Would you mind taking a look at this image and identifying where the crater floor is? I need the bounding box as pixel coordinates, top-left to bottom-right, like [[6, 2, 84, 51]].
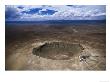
[[32, 42, 84, 60]]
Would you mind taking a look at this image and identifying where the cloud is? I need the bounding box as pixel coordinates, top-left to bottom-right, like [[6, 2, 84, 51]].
[[5, 6, 20, 20], [18, 6, 24, 9], [66, 5, 85, 8], [5, 5, 106, 21], [39, 9, 57, 15]]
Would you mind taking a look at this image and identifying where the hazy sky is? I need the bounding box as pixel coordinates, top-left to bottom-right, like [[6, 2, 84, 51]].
[[5, 5, 106, 21]]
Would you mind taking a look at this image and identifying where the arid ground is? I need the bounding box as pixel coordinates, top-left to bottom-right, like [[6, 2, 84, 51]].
[[5, 23, 106, 70]]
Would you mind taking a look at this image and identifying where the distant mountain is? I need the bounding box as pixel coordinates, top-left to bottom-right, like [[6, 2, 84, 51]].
[[5, 20, 106, 25]]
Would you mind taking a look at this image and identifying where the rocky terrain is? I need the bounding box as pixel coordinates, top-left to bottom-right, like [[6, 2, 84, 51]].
[[5, 23, 106, 70]]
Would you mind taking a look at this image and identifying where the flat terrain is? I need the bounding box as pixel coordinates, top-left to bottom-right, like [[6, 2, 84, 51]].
[[5, 23, 106, 70]]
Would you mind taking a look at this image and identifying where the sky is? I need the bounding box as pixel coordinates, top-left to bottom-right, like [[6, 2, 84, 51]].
[[5, 5, 106, 21]]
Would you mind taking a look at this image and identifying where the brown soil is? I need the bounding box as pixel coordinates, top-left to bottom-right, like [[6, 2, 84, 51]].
[[5, 24, 106, 70]]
